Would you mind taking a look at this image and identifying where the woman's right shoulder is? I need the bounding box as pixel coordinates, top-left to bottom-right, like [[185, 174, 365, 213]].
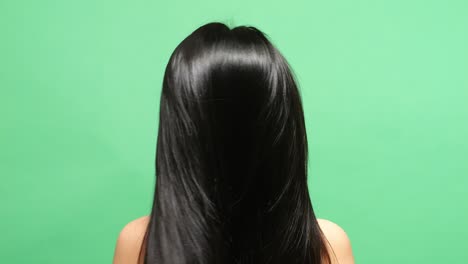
[[317, 218, 355, 264]]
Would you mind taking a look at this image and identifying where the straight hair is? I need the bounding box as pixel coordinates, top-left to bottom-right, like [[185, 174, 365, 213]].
[[139, 22, 334, 264]]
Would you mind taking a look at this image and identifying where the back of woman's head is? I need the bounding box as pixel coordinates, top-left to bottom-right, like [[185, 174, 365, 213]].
[[140, 22, 333, 264]]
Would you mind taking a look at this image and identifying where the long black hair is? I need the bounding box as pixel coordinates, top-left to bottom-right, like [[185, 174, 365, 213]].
[[139, 22, 334, 264]]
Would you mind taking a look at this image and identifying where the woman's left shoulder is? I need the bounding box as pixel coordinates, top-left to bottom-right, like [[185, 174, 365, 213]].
[[316, 218, 355, 264], [112, 215, 150, 264]]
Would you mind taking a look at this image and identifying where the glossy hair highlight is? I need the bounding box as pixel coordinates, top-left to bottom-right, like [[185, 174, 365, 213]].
[[139, 22, 334, 264]]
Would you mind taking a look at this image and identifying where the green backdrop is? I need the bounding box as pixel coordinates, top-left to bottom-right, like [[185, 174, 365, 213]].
[[1, 0, 467, 263]]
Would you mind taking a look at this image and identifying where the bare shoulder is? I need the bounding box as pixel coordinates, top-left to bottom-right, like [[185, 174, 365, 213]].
[[112, 215, 150, 264], [317, 218, 355, 264]]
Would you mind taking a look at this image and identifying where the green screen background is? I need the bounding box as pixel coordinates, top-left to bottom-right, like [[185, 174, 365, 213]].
[[1, 0, 467, 263]]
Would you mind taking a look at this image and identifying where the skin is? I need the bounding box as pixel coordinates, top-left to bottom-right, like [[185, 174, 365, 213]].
[[112, 216, 355, 264]]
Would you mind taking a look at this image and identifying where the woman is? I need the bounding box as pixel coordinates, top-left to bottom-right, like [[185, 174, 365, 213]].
[[113, 22, 355, 264]]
